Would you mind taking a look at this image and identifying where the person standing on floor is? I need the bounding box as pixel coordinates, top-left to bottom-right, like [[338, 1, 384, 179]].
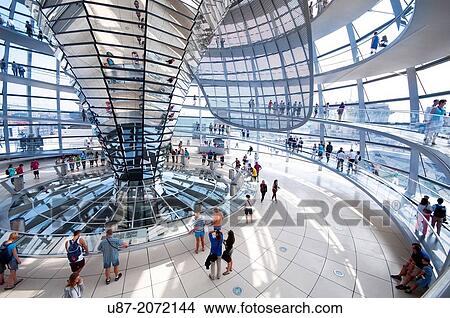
[[68, 155, 75, 172], [336, 147, 345, 172], [251, 166, 258, 182], [211, 207, 224, 230], [88, 152, 94, 168], [244, 194, 253, 224], [254, 161, 262, 180], [260, 180, 268, 202], [63, 272, 85, 298], [417, 196, 432, 236], [15, 163, 24, 180], [0, 58, 7, 73], [18, 65, 25, 77], [190, 212, 205, 254], [346, 149, 357, 175], [222, 230, 235, 276], [0, 232, 22, 290], [272, 179, 280, 202], [317, 142, 325, 162], [297, 137, 303, 152], [325, 142, 333, 163], [101, 150, 107, 166], [370, 31, 379, 54], [337, 102, 346, 121], [25, 21, 33, 37], [423, 99, 438, 123], [7, 164, 16, 185], [184, 148, 190, 167], [94, 151, 99, 167], [11, 61, 18, 76], [80, 151, 87, 170], [30, 159, 40, 179], [75, 154, 81, 171], [208, 229, 223, 280], [424, 99, 446, 145], [431, 198, 446, 236], [65, 230, 89, 274], [97, 229, 128, 285]]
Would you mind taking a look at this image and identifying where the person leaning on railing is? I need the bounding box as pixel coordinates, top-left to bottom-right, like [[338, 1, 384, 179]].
[[431, 198, 447, 236]]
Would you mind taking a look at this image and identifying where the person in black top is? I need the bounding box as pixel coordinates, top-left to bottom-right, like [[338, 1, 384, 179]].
[[431, 198, 446, 236], [391, 243, 430, 289], [222, 230, 235, 276], [260, 180, 268, 202], [25, 21, 33, 37], [325, 142, 333, 163]]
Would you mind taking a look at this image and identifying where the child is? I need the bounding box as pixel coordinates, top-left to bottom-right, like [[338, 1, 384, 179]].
[[222, 230, 235, 276], [190, 212, 205, 254], [405, 256, 433, 294]]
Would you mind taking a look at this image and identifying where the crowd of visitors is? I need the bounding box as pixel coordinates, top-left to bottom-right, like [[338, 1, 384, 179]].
[[287, 137, 362, 174], [190, 206, 234, 280], [0, 59, 26, 77], [166, 141, 191, 168], [3, 149, 108, 187], [55, 150, 107, 174], [267, 99, 304, 116], [286, 136, 304, 152], [0, 227, 129, 296], [0, 137, 446, 297], [0, 15, 43, 40], [208, 123, 227, 135]]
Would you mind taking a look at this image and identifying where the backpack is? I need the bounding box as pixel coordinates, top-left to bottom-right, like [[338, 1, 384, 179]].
[[0, 243, 13, 264], [67, 239, 82, 263], [5, 169, 9, 177], [434, 205, 446, 218]]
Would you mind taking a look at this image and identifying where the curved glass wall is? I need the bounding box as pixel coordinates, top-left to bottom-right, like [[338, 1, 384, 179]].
[[198, 0, 314, 131], [1, 0, 92, 157], [214, 0, 329, 48]]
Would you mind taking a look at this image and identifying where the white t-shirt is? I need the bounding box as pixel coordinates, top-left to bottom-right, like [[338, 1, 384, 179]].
[[337, 152, 346, 160], [348, 152, 357, 160]]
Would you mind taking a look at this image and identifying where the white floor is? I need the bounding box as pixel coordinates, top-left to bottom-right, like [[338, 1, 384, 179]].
[[0, 150, 415, 298]]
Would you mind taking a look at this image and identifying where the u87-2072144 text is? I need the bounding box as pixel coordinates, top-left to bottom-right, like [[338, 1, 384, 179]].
[[107, 301, 195, 314]]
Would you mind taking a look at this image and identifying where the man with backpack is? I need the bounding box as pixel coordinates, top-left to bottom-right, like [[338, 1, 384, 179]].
[[431, 198, 446, 236], [65, 230, 89, 274], [98, 229, 128, 285], [0, 232, 22, 290]]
